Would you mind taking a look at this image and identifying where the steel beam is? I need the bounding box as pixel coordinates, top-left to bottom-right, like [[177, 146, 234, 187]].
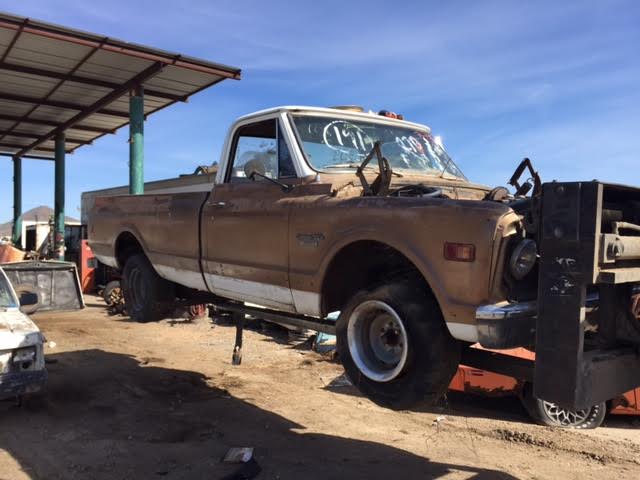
[[0, 130, 87, 144], [0, 18, 25, 63], [0, 61, 187, 102], [54, 134, 65, 260], [16, 62, 164, 158], [0, 113, 114, 133], [129, 86, 144, 194], [0, 92, 129, 118], [0, 142, 58, 153], [12, 156, 22, 247], [0, 153, 52, 161]]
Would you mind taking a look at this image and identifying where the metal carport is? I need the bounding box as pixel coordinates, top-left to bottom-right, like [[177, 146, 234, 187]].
[[0, 12, 241, 259]]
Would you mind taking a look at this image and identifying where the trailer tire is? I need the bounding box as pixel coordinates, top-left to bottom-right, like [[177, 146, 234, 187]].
[[522, 385, 606, 429], [336, 279, 460, 410], [121, 254, 174, 323]]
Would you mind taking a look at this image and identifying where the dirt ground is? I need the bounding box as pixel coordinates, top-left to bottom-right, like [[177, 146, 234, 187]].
[[1, 296, 639, 480]]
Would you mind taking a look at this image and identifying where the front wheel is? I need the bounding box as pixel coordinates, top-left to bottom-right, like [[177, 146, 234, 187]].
[[522, 385, 606, 429], [336, 279, 460, 410]]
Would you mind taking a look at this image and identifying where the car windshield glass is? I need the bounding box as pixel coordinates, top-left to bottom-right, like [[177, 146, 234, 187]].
[[0, 272, 18, 309], [291, 114, 466, 179]]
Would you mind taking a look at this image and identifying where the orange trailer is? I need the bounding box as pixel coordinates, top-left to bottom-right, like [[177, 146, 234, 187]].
[[450, 347, 640, 429]]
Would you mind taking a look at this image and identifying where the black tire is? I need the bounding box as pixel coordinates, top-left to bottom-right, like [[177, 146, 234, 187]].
[[102, 280, 121, 305], [336, 279, 460, 410], [121, 254, 175, 323], [521, 385, 606, 429]]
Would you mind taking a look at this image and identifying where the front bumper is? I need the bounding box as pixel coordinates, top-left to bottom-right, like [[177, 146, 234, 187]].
[[476, 301, 537, 349], [0, 369, 47, 401]]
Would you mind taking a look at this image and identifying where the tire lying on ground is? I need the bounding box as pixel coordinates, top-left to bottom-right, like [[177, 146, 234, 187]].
[[121, 254, 175, 323], [102, 280, 122, 305], [336, 278, 461, 410], [522, 385, 606, 429]]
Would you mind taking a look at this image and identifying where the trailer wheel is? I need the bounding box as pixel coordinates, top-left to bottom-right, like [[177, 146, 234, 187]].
[[336, 279, 460, 410], [522, 385, 606, 429], [121, 254, 174, 323]]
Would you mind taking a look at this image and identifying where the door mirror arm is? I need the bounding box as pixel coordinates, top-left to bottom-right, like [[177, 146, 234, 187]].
[[248, 171, 294, 193]]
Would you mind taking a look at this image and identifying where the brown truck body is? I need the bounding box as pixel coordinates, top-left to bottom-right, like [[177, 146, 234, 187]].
[[87, 106, 640, 411], [89, 106, 521, 346]]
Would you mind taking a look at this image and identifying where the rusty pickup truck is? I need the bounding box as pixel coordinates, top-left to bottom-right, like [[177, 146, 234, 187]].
[[88, 106, 640, 410]]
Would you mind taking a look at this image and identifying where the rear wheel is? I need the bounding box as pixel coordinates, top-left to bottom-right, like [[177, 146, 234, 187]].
[[121, 254, 175, 322], [522, 385, 606, 429], [103, 280, 122, 305], [336, 279, 460, 410]]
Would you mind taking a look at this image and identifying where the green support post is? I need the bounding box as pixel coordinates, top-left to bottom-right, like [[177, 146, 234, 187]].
[[54, 133, 66, 261], [12, 156, 22, 248], [129, 85, 144, 194]]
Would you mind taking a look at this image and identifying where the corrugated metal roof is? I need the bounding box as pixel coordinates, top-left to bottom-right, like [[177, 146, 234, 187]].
[[0, 12, 241, 160]]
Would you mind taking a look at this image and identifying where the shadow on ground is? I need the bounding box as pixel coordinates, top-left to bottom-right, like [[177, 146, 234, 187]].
[[0, 349, 520, 480]]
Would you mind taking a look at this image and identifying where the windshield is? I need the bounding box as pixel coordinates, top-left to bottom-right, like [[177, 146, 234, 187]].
[[0, 271, 18, 309], [291, 114, 466, 179]]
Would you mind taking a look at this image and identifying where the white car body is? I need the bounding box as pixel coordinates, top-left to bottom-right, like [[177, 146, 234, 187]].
[[0, 267, 46, 401]]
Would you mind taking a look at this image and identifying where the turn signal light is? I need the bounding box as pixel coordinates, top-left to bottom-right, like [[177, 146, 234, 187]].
[[444, 242, 475, 262]]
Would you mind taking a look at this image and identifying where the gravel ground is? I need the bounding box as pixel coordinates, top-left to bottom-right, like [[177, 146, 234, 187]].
[[0, 296, 638, 479]]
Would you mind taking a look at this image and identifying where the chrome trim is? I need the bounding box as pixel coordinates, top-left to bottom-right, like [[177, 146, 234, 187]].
[[476, 301, 537, 321]]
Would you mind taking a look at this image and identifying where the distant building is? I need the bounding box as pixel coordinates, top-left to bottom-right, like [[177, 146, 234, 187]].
[[0, 206, 80, 253]]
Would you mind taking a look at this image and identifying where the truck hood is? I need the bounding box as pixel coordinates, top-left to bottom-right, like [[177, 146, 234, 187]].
[[0, 309, 44, 350], [323, 172, 492, 201]]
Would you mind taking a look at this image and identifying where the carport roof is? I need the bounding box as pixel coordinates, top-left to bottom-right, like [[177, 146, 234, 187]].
[[0, 12, 241, 160]]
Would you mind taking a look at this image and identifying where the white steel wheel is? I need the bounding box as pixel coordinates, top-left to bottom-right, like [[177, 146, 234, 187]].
[[347, 300, 409, 382]]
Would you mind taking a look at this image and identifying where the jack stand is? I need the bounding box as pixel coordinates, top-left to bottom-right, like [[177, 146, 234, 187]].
[[232, 311, 245, 365]]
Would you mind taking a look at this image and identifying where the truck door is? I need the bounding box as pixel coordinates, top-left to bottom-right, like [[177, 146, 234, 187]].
[[201, 117, 298, 311]]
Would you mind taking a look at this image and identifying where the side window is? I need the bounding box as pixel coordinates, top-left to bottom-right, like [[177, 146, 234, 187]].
[[229, 119, 298, 182], [229, 119, 277, 181]]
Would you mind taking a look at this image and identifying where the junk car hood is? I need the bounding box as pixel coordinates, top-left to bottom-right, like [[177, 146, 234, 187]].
[[0, 309, 44, 350]]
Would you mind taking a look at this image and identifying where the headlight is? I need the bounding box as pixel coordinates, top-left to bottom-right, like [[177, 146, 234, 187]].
[[509, 239, 537, 279]]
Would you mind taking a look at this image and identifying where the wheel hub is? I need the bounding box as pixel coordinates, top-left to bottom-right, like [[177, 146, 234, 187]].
[[347, 300, 409, 382], [542, 401, 591, 427]]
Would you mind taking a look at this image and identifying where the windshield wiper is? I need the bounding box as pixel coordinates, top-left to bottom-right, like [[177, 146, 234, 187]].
[[439, 156, 454, 178], [354, 141, 397, 196]]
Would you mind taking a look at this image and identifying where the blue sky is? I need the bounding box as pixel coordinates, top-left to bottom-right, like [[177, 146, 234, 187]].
[[0, 0, 639, 221]]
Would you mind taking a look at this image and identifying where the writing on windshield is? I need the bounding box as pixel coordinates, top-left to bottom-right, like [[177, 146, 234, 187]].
[[291, 115, 466, 179]]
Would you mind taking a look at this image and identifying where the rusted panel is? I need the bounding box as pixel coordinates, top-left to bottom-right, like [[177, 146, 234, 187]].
[[0, 244, 25, 263]]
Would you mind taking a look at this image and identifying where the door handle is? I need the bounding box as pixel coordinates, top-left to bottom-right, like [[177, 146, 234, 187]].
[[208, 201, 226, 208]]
